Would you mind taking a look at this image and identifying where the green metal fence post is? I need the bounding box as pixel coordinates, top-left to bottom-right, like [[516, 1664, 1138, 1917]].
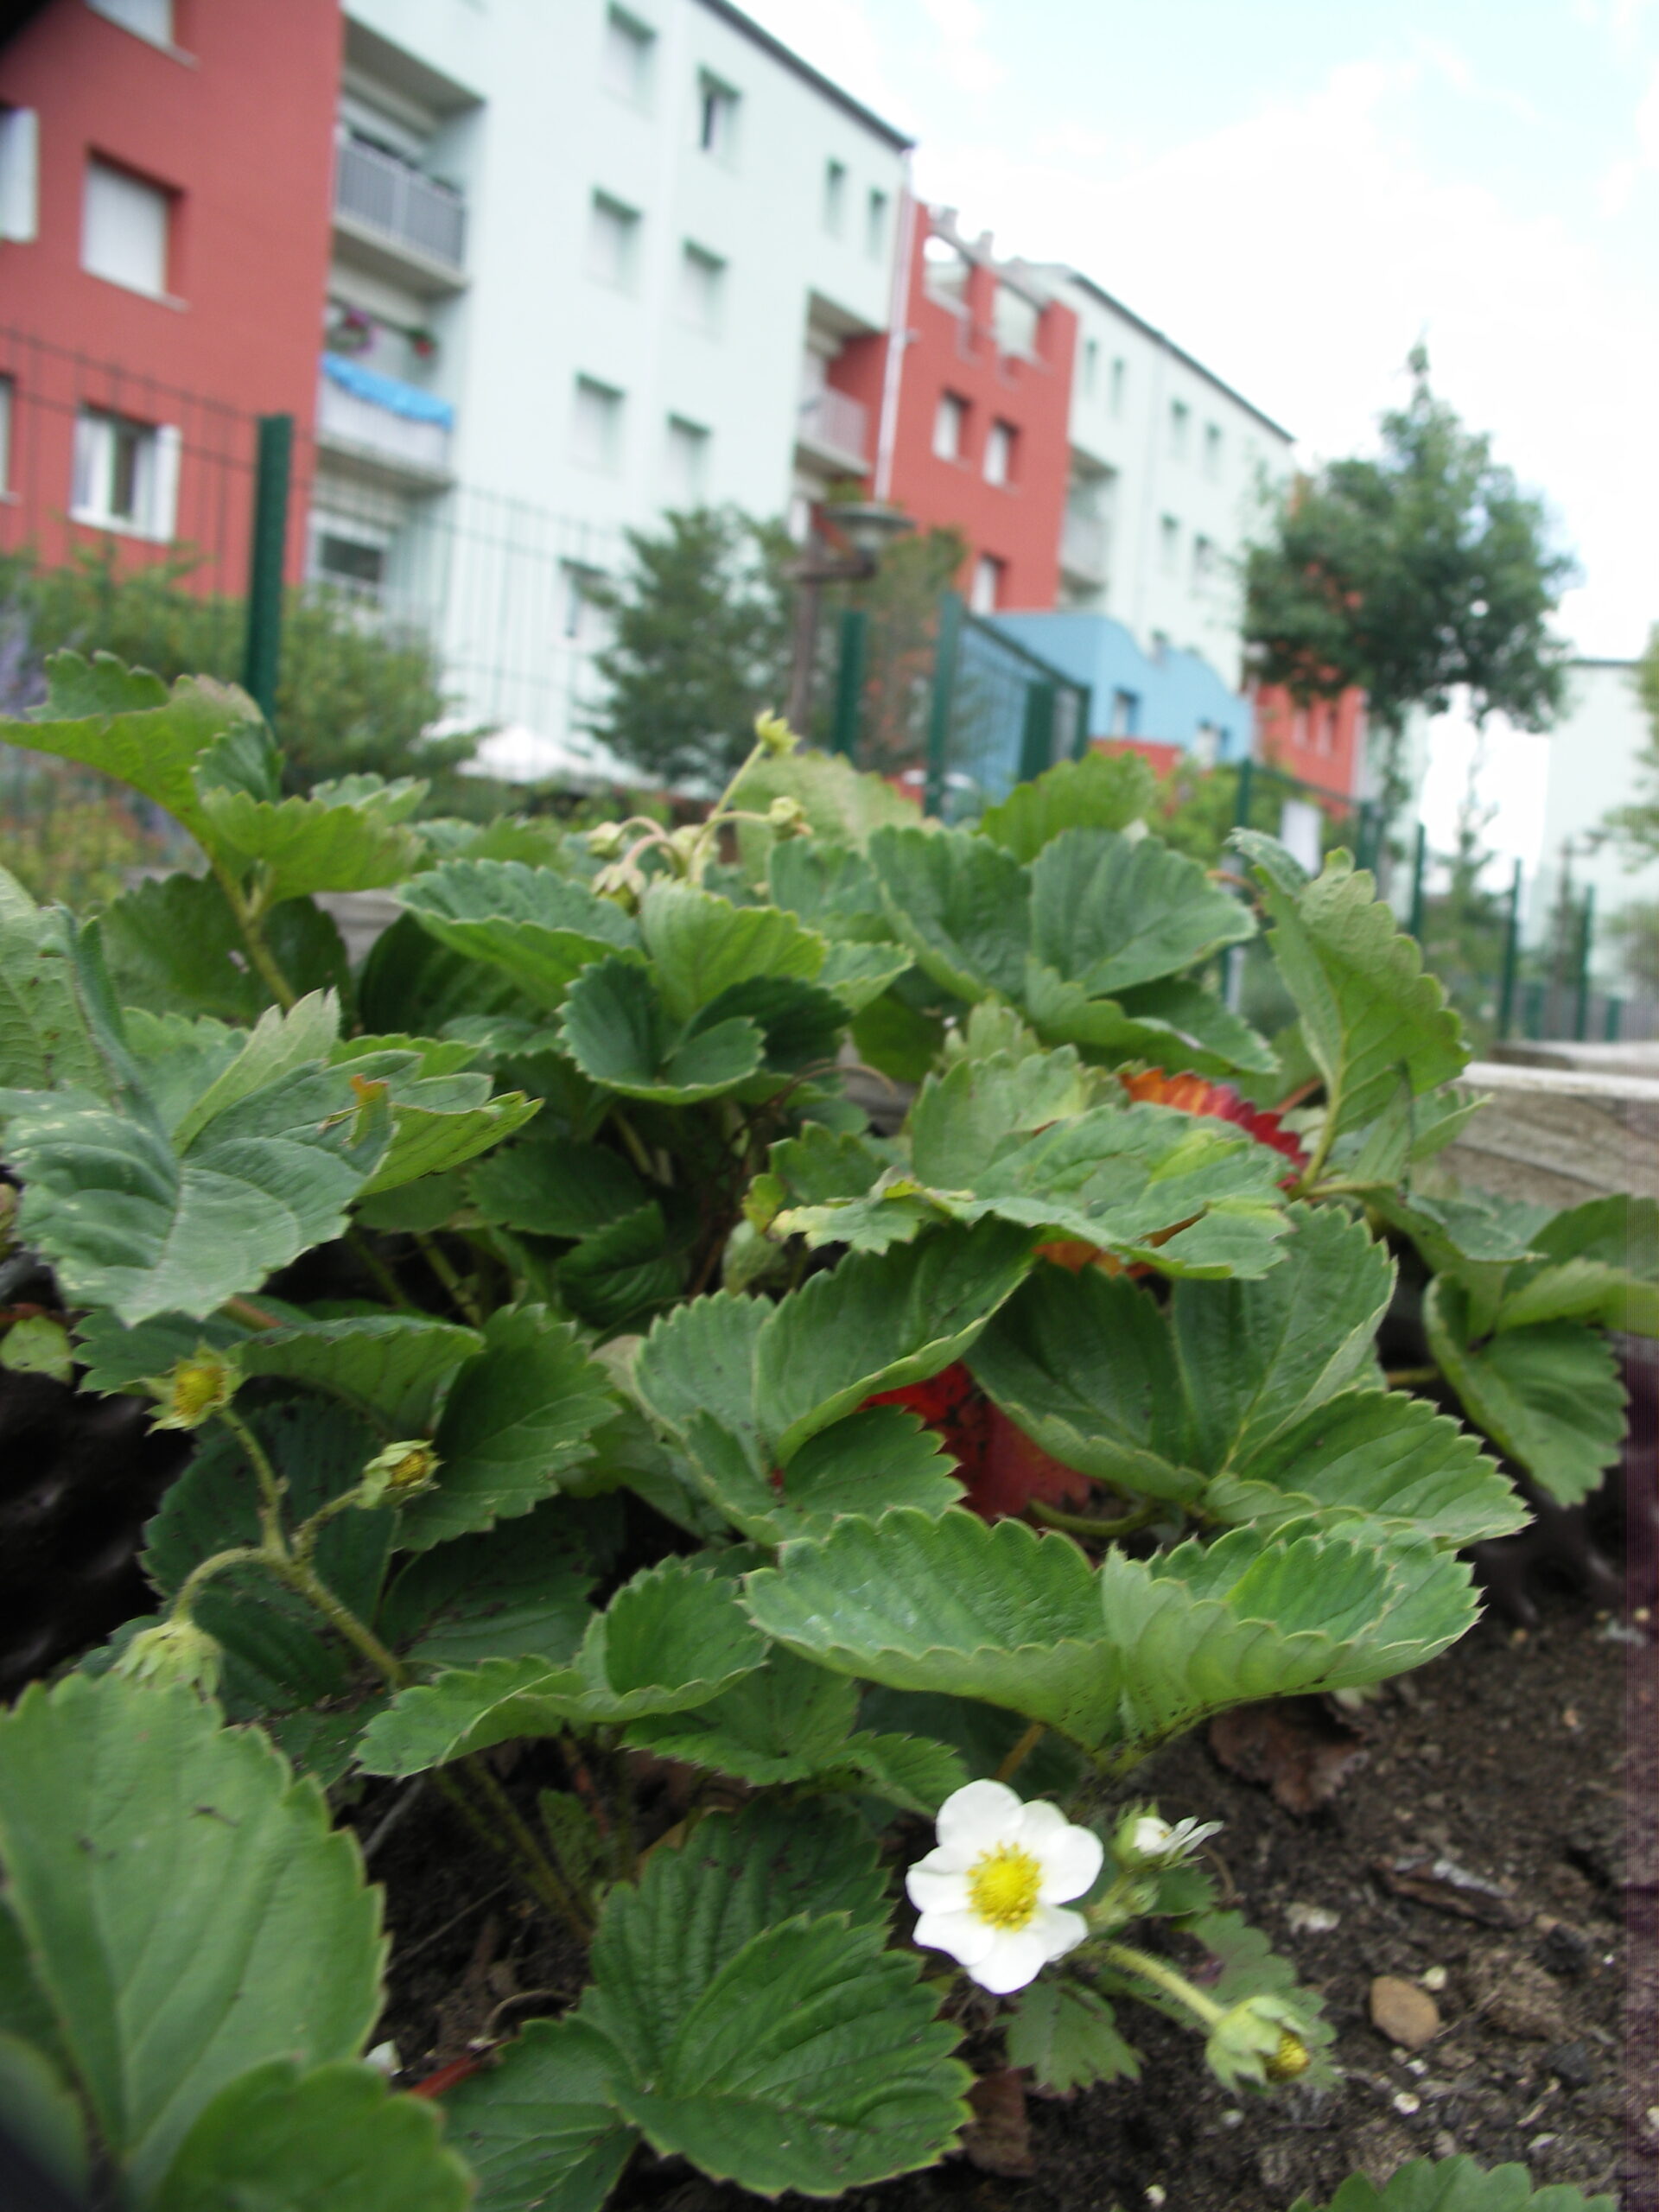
[[1573, 887, 1595, 1042], [1408, 822, 1427, 939], [924, 590, 963, 821], [1232, 753, 1255, 833], [830, 607, 868, 761], [241, 412, 293, 724], [1605, 995, 1624, 1043], [1017, 681, 1057, 785], [1497, 859, 1522, 1041]]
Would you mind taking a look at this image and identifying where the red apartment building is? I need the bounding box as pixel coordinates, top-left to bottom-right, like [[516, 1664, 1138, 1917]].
[[1252, 683, 1367, 803], [0, 0, 338, 589], [833, 204, 1077, 616]]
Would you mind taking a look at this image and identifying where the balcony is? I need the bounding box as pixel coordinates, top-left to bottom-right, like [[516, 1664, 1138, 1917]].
[[796, 385, 870, 474], [333, 135, 467, 294], [1060, 509, 1109, 587], [316, 355, 454, 486]]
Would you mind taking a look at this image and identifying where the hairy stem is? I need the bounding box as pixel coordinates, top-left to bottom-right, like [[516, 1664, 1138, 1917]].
[[1096, 1939, 1225, 2030], [277, 1554, 410, 1688], [609, 1108, 657, 1182], [171, 1544, 269, 1618], [413, 1230, 485, 1326], [349, 1227, 420, 1313], [211, 857, 297, 1013], [217, 1407, 289, 1552], [456, 1756, 594, 1942], [1027, 1497, 1162, 1542], [993, 1720, 1047, 1785]]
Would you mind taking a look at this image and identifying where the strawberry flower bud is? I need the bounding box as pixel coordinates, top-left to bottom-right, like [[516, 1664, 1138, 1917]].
[[356, 1440, 440, 1509], [1204, 1993, 1312, 2091], [142, 1347, 239, 1432], [1112, 1805, 1224, 1871], [753, 709, 798, 757], [114, 1616, 223, 1697]]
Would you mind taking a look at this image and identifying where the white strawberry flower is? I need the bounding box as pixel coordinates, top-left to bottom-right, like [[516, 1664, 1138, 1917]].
[[1115, 1807, 1224, 1869], [905, 1779, 1104, 1995]]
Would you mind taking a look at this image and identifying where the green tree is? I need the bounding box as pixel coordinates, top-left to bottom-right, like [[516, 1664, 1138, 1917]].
[[2, 547, 476, 799], [585, 507, 794, 787], [1243, 350, 1574, 804]]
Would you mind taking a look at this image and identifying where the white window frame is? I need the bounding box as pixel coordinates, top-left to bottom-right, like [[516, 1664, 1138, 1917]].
[[984, 420, 1014, 488], [697, 73, 740, 161], [571, 375, 625, 473], [0, 377, 13, 497], [86, 0, 176, 50], [601, 6, 655, 105], [308, 514, 391, 603], [678, 240, 726, 333], [865, 188, 888, 258], [560, 561, 608, 645], [587, 191, 641, 290], [81, 156, 171, 299], [1159, 514, 1179, 573], [664, 414, 710, 508], [0, 108, 39, 244], [1109, 357, 1126, 416], [932, 391, 967, 463], [1204, 422, 1223, 479], [1168, 399, 1190, 461], [70, 407, 180, 540], [969, 554, 1003, 615]]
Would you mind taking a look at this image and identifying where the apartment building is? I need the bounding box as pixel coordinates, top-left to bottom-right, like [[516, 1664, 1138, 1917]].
[[314, 0, 910, 758], [0, 0, 338, 582]]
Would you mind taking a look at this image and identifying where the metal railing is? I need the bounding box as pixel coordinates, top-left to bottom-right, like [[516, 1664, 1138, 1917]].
[[315, 370, 452, 479], [334, 136, 466, 274], [797, 385, 869, 465]]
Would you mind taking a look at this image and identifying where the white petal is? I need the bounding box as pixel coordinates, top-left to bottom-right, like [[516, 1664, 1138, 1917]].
[[966, 1927, 1049, 1994], [1017, 1802, 1105, 1901], [907, 1839, 980, 1878], [1133, 1815, 1173, 1856], [913, 1905, 998, 1969], [1031, 1903, 1090, 1962], [936, 1779, 1022, 1855], [906, 1865, 972, 1916]]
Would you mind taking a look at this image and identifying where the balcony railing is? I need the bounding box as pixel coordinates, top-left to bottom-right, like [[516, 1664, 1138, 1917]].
[[1060, 509, 1109, 584], [797, 385, 869, 467], [317, 356, 453, 479], [334, 135, 466, 276]]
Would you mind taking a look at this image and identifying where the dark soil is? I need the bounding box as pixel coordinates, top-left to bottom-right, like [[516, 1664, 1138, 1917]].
[[366, 1580, 1652, 2212]]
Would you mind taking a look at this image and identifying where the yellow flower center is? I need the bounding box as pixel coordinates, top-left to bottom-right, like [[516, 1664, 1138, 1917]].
[[170, 1361, 229, 1421], [967, 1843, 1043, 1930]]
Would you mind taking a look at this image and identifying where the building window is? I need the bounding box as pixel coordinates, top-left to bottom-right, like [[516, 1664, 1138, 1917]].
[[923, 232, 969, 309], [0, 107, 39, 243], [984, 420, 1016, 487], [71, 407, 179, 538], [1159, 515, 1179, 572], [932, 391, 967, 462], [969, 555, 1004, 614], [697, 73, 739, 159], [601, 6, 654, 103], [1109, 357, 1126, 416], [561, 562, 607, 645], [1192, 534, 1215, 587], [0, 377, 12, 493], [679, 241, 725, 332], [82, 157, 170, 297], [571, 376, 624, 472], [87, 0, 174, 44], [587, 192, 640, 289], [664, 415, 709, 506], [1168, 400, 1190, 461], [994, 283, 1039, 358], [1109, 689, 1139, 736], [1204, 422, 1223, 479], [823, 159, 847, 235], [312, 524, 387, 603], [1081, 338, 1099, 397], [866, 188, 888, 257]]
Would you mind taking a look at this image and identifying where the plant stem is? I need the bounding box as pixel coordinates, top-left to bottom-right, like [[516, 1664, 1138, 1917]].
[[994, 1720, 1047, 1785], [217, 1407, 289, 1551], [222, 1294, 286, 1330], [171, 1544, 269, 1617], [1027, 1497, 1161, 1541], [454, 1756, 594, 1942], [413, 1230, 484, 1325], [1384, 1364, 1440, 1387], [212, 857, 297, 1013], [610, 1109, 656, 1182], [348, 1227, 420, 1313], [1096, 1939, 1225, 2030], [278, 1554, 410, 1687]]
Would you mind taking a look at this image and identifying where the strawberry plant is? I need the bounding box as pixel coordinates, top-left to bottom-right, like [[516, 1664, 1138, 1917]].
[[0, 657, 1640, 2207]]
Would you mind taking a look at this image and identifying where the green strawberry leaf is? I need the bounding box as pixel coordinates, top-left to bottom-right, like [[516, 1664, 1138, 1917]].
[[400, 860, 641, 1008], [868, 824, 1030, 1001], [0, 864, 103, 1091], [1424, 1278, 1625, 1506], [440, 2015, 639, 2212], [1289, 2154, 1616, 2212], [151, 2059, 470, 2212], [355, 1558, 765, 1773], [0, 1674, 383, 2197], [99, 873, 352, 1024], [639, 882, 825, 1022], [559, 957, 765, 1103], [1027, 826, 1253, 996], [1232, 831, 1467, 1139], [979, 747, 1156, 861], [196, 779, 425, 905], [378, 1500, 595, 1669], [467, 1135, 647, 1238], [1005, 1980, 1141, 2093]]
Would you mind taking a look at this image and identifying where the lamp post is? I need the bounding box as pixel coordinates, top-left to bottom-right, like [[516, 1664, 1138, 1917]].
[[785, 499, 912, 738]]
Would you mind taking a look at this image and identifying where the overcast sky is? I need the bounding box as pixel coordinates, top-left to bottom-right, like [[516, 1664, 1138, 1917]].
[[743, 0, 1659, 861]]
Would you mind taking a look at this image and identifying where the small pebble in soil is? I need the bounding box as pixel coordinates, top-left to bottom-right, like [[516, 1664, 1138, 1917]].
[[1145, 2188, 1167, 2207], [1393, 2092, 1423, 2115], [1421, 1966, 1449, 1991], [1285, 1900, 1341, 1934], [1370, 1974, 1440, 2050]]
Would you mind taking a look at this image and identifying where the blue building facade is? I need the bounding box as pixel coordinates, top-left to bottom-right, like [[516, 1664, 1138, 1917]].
[[991, 611, 1251, 764]]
